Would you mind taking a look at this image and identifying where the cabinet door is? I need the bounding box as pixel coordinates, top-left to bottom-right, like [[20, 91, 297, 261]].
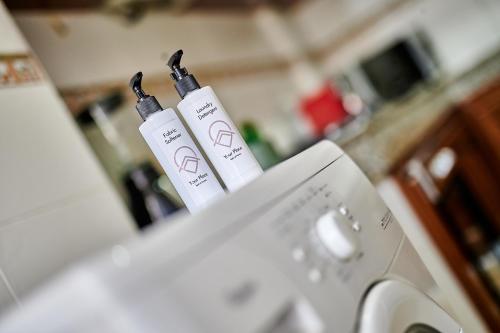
[[392, 108, 500, 332], [461, 78, 500, 172]]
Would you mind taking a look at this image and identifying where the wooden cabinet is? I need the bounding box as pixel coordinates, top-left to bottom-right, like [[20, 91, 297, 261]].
[[391, 78, 500, 332], [462, 79, 500, 173]]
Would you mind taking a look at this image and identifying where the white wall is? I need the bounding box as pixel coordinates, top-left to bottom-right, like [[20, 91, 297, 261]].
[[0, 1, 28, 53], [291, 0, 500, 77], [414, 0, 500, 76], [289, 0, 396, 50], [14, 11, 278, 88], [0, 1, 135, 313]]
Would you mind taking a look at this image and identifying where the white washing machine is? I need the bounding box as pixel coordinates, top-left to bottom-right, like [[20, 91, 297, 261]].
[[0, 141, 462, 333]]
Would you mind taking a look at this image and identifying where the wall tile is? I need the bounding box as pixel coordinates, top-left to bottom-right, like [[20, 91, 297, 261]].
[[0, 189, 135, 302], [0, 85, 109, 225]]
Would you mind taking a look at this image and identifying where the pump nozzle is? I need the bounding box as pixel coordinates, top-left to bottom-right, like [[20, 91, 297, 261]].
[[167, 49, 189, 82], [129, 72, 148, 100], [129, 71, 163, 120], [166, 49, 200, 99], [167, 50, 183, 71]]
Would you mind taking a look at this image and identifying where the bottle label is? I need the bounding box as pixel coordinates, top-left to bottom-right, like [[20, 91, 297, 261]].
[[194, 101, 253, 166], [179, 88, 263, 191], [152, 120, 216, 190]]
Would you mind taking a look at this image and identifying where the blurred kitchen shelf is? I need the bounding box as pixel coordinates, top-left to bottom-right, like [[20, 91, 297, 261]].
[[340, 50, 500, 183]]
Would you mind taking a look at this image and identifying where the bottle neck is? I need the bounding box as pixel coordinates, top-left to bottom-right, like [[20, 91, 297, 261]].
[[141, 108, 159, 121], [175, 74, 201, 99], [136, 96, 163, 121]]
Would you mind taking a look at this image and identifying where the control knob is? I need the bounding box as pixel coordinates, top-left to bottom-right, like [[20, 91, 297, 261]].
[[315, 210, 359, 261]]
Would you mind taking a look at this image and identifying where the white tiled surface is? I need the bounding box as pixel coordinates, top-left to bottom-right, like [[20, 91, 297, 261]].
[[0, 1, 28, 53], [0, 188, 135, 302], [0, 3, 136, 314], [0, 272, 16, 314], [0, 85, 109, 226]]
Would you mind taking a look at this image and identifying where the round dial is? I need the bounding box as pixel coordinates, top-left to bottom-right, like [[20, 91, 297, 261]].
[[315, 210, 359, 260]]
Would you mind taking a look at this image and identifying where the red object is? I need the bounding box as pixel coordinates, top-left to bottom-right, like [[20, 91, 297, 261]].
[[300, 84, 349, 136]]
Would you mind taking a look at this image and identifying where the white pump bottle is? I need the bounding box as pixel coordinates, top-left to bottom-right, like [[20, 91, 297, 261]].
[[167, 50, 263, 192], [130, 72, 225, 213]]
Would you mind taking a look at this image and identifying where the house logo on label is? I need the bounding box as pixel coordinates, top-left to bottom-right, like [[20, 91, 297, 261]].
[[209, 120, 235, 148], [174, 146, 200, 174]]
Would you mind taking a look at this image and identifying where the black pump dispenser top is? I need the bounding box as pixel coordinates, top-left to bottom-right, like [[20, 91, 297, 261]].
[[129, 72, 163, 120], [167, 50, 200, 99]]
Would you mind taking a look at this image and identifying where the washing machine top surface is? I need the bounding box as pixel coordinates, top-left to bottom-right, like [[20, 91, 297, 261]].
[[0, 141, 459, 333]]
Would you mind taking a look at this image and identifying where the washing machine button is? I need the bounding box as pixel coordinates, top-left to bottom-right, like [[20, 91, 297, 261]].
[[315, 211, 359, 260], [292, 247, 306, 262], [338, 205, 349, 216], [352, 221, 361, 232], [308, 268, 323, 283]]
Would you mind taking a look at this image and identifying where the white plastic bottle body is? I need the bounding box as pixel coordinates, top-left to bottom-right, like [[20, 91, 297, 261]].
[[177, 86, 263, 192], [139, 109, 225, 213]]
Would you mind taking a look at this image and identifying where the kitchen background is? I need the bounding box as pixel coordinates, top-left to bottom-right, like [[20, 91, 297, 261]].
[[1, 0, 500, 331]]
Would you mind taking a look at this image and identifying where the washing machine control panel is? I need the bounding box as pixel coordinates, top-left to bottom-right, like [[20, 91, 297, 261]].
[[261, 154, 403, 293]]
